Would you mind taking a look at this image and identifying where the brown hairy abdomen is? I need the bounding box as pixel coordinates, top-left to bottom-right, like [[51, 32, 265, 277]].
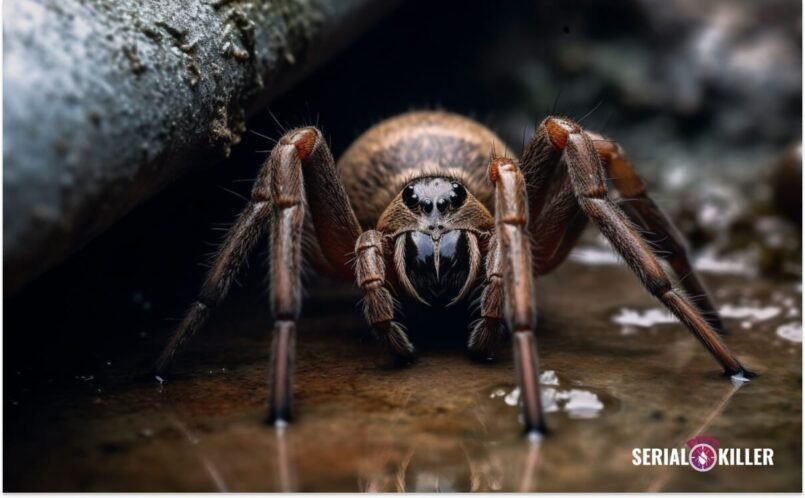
[[338, 111, 513, 228]]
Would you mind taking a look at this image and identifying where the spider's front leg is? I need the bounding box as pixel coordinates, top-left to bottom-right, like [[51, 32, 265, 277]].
[[256, 127, 381, 422], [467, 235, 504, 361], [488, 156, 547, 437], [546, 117, 749, 377], [355, 230, 415, 363]]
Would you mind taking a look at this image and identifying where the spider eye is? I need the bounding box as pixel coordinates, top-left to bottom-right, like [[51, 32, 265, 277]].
[[436, 198, 449, 213], [449, 183, 467, 207], [402, 184, 419, 210], [421, 199, 434, 214]]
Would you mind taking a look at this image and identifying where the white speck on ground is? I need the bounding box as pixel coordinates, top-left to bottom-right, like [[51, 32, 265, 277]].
[[562, 389, 605, 419], [776, 322, 802, 343], [719, 304, 781, 321], [540, 370, 560, 386], [569, 246, 621, 266], [694, 248, 758, 277], [502, 385, 606, 419], [612, 308, 677, 328]]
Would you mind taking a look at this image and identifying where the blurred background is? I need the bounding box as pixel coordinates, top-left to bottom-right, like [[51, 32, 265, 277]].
[[4, 0, 802, 491]]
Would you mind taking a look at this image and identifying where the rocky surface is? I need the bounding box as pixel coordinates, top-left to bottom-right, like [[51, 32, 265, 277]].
[[4, 0, 399, 292]]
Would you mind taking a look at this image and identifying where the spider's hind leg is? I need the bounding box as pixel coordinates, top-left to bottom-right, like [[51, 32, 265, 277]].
[[156, 157, 274, 375], [590, 134, 729, 335], [543, 117, 749, 377]]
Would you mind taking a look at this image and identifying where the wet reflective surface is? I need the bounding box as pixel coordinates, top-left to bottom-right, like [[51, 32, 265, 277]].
[[5, 255, 801, 491]]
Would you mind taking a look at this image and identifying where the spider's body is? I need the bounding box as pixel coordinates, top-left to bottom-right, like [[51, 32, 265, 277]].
[[158, 110, 750, 437], [337, 112, 501, 308]]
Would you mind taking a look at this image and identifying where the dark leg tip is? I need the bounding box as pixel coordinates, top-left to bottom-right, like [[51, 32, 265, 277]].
[[154, 355, 171, 377], [374, 321, 416, 368], [524, 424, 548, 441], [724, 367, 757, 380], [267, 407, 293, 426], [268, 417, 292, 429], [392, 356, 416, 369], [467, 318, 504, 363], [467, 347, 497, 363], [385, 349, 417, 369]]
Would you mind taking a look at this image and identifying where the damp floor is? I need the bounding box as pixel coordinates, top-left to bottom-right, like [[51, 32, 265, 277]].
[[4, 252, 802, 492]]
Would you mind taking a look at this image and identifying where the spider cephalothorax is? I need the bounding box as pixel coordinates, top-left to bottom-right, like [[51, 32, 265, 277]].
[[157, 110, 751, 436]]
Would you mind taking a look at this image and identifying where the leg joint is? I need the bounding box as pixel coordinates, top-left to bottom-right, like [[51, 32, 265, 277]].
[[577, 185, 609, 200], [500, 215, 528, 226], [355, 241, 382, 253], [645, 272, 673, 298], [274, 197, 302, 209], [280, 127, 321, 160], [273, 310, 299, 321], [544, 116, 580, 150], [359, 277, 384, 289]]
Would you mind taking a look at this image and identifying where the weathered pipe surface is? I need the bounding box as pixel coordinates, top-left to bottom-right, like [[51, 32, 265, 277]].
[[3, 0, 398, 293]]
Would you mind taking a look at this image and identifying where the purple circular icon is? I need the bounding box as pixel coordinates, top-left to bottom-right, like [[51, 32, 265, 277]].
[[689, 443, 717, 472]]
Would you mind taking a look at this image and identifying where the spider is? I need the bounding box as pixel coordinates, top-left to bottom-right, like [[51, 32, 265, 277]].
[[156, 111, 751, 437]]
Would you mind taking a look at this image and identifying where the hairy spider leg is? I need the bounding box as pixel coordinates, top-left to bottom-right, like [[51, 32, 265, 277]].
[[158, 127, 379, 424], [545, 117, 748, 376], [590, 134, 729, 335], [489, 156, 547, 436]]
